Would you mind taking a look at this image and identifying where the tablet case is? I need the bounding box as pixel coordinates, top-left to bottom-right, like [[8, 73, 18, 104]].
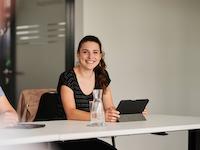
[[7, 123, 46, 129], [117, 99, 149, 122]]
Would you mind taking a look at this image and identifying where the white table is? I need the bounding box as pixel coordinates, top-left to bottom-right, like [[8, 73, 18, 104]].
[[1, 114, 200, 149]]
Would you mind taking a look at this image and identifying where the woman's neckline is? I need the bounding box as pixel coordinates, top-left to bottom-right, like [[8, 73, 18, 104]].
[[73, 67, 95, 96]]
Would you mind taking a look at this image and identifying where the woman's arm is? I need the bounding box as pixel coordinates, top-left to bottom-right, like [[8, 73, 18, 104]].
[[102, 86, 120, 122], [0, 95, 19, 127], [60, 85, 120, 122], [60, 85, 90, 121]]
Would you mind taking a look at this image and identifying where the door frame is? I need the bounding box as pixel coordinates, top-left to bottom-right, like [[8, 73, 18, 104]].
[[65, 0, 75, 70]]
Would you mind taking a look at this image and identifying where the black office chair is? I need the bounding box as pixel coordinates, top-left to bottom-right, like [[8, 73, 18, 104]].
[[34, 92, 66, 121]]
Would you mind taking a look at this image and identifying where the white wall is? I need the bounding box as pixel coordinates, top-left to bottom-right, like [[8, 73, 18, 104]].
[[75, 0, 200, 149], [80, 0, 200, 116]]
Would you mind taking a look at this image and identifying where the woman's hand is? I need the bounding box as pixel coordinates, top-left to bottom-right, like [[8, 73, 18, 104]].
[[142, 108, 148, 117], [105, 107, 120, 122]]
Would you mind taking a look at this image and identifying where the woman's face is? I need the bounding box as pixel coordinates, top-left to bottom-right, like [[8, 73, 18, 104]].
[[78, 41, 102, 71]]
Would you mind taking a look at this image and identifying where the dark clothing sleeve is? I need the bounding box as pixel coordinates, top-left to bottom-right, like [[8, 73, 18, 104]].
[[57, 71, 75, 94]]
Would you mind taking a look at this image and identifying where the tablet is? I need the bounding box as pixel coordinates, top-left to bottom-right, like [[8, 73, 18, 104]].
[[117, 99, 149, 122], [7, 123, 46, 129], [117, 99, 149, 114]]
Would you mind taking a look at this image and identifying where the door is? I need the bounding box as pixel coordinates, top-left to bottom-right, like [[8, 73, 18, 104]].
[[16, 0, 65, 95], [0, 0, 74, 108], [0, 0, 16, 107], [15, 0, 73, 104]]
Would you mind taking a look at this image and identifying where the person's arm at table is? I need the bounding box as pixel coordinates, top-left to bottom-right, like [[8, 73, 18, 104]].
[[60, 85, 90, 121], [0, 95, 19, 127], [102, 86, 120, 122]]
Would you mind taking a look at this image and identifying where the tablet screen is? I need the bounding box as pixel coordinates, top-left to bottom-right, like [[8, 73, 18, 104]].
[[117, 99, 149, 114]]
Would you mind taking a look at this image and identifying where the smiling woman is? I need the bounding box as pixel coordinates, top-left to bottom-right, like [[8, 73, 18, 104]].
[[55, 35, 119, 149], [57, 35, 119, 122]]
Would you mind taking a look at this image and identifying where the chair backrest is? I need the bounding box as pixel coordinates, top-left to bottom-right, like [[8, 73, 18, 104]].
[[34, 92, 66, 121], [17, 88, 56, 122]]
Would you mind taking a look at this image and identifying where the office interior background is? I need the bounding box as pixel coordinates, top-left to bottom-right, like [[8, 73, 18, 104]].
[[2, 0, 200, 149]]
